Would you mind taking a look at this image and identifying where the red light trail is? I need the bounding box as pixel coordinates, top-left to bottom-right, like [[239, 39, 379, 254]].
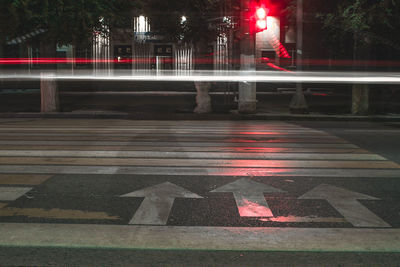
[[2, 57, 400, 68]]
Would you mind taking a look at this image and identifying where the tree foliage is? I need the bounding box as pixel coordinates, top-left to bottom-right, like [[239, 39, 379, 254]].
[[0, 0, 137, 45], [317, 0, 400, 57], [142, 0, 236, 44]]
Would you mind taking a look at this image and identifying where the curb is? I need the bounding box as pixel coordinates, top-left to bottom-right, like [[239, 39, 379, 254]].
[[1, 111, 400, 121], [244, 113, 400, 122]]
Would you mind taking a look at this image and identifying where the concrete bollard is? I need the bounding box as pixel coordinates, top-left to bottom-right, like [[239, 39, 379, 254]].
[[40, 73, 60, 113], [352, 84, 369, 115], [194, 81, 212, 114]]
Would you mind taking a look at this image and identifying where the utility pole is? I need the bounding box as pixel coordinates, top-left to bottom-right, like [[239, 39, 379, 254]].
[[289, 0, 308, 113], [238, 0, 257, 114]]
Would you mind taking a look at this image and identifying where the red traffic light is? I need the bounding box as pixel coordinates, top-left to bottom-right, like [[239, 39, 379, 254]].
[[255, 7, 268, 32], [256, 19, 267, 30], [256, 7, 267, 20]]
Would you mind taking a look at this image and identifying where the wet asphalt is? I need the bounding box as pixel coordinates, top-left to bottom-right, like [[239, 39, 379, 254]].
[[1, 120, 400, 266]]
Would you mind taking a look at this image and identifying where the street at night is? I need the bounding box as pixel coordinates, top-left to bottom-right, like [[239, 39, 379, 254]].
[[2, 0, 400, 265]]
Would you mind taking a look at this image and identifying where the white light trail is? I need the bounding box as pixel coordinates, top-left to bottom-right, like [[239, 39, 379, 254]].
[[1, 70, 400, 84]]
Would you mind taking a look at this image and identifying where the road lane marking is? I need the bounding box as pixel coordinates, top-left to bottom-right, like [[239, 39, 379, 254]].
[[0, 136, 349, 143], [0, 123, 323, 130], [1, 165, 400, 177], [0, 207, 120, 220], [12, 125, 306, 129], [299, 184, 390, 228], [211, 178, 285, 217], [0, 140, 360, 148], [0, 174, 52, 185], [0, 125, 323, 128], [0, 150, 385, 160], [0, 129, 333, 134], [0, 223, 399, 252], [258, 216, 347, 223], [1, 123, 298, 127], [345, 129, 400, 133], [0, 133, 338, 139], [0, 128, 326, 133], [0, 157, 397, 168], [0, 187, 32, 201], [120, 182, 202, 225], [0, 121, 296, 125], [0, 146, 369, 153]]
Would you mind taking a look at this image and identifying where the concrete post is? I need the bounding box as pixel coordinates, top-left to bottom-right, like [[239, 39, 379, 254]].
[[40, 73, 60, 113], [238, 0, 257, 114], [352, 84, 369, 115]]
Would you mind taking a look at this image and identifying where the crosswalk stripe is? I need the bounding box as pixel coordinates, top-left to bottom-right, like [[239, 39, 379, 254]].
[[0, 145, 369, 153], [0, 136, 348, 143], [0, 127, 324, 132], [0, 208, 119, 220], [1, 165, 400, 177], [0, 132, 337, 138], [0, 120, 297, 126], [0, 126, 317, 131], [0, 223, 399, 252], [0, 127, 330, 133], [0, 140, 359, 147], [0, 157, 397, 168], [0, 150, 386, 160]]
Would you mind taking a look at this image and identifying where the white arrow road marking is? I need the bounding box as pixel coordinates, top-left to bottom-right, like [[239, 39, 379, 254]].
[[211, 178, 285, 217], [0, 187, 32, 201], [299, 184, 390, 228], [120, 182, 202, 225]]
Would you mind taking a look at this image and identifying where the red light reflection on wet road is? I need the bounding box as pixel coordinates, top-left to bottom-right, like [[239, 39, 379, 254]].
[[236, 196, 273, 217], [230, 147, 293, 153], [258, 216, 347, 223], [207, 168, 295, 176], [237, 132, 281, 135]]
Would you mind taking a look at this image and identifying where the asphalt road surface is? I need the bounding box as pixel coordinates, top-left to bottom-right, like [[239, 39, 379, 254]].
[[0, 119, 399, 266]]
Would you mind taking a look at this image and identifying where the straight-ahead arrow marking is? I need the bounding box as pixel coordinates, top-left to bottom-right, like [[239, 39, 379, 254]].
[[211, 178, 285, 217], [299, 183, 390, 228], [0, 187, 32, 201], [120, 182, 202, 225]]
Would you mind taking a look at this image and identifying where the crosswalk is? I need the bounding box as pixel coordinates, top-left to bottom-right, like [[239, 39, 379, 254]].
[[0, 118, 399, 252], [0, 119, 399, 177]]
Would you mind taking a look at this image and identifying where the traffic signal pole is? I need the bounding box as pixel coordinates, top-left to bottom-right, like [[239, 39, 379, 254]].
[[238, 0, 257, 114], [289, 0, 308, 113]]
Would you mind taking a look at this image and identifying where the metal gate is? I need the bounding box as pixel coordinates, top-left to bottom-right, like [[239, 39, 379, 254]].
[[174, 45, 193, 72], [132, 43, 151, 71]]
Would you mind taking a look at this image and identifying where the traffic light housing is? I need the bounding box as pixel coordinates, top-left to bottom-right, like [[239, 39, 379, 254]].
[[255, 7, 267, 30], [237, 0, 269, 37], [250, 2, 269, 34]]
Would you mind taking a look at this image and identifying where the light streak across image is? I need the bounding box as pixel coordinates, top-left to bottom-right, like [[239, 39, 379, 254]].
[[1, 69, 400, 84]]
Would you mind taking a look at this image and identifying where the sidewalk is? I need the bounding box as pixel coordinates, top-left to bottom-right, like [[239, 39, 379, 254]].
[[0, 91, 399, 121], [2, 108, 400, 122]]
